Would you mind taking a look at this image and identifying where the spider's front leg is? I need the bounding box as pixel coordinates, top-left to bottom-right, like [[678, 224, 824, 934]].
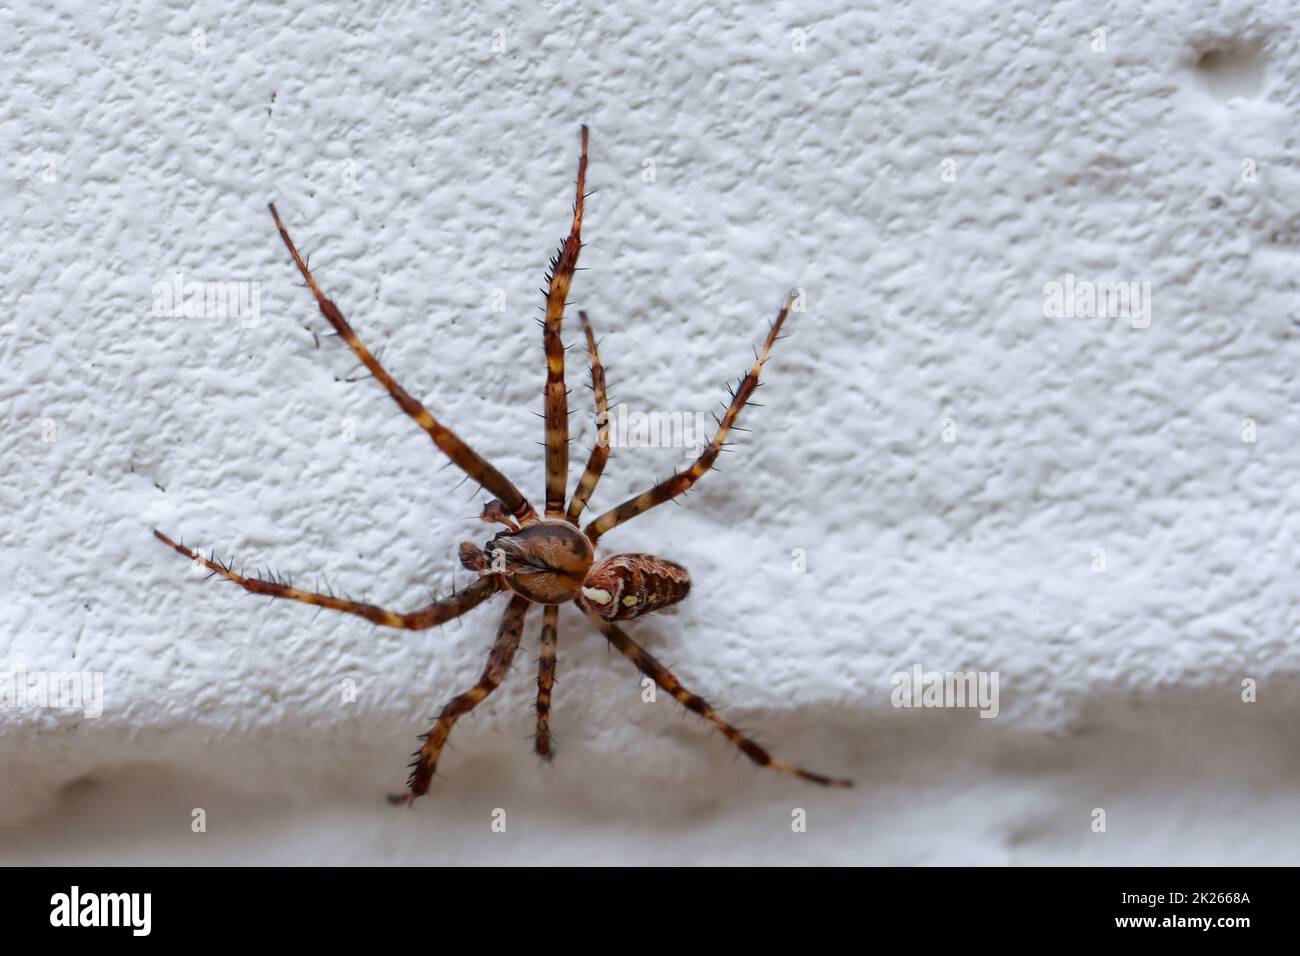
[[565, 310, 610, 524], [390, 594, 531, 804], [541, 125, 588, 518], [267, 203, 537, 526], [152, 530, 501, 629], [583, 292, 798, 545], [581, 604, 852, 788]]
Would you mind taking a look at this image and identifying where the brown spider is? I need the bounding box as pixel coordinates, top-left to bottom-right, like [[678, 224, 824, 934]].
[[153, 126, 852, 803]]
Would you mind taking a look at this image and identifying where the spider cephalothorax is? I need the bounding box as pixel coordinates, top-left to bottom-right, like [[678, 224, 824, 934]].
[[459, 516, 595, 604], [153, 125, 850, 802], [458, 507, 690, 620]]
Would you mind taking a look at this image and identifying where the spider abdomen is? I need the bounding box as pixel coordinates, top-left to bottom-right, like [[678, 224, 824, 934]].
[[578, 553, 691, 621]]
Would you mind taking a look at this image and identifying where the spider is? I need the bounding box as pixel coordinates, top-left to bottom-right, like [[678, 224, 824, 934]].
[[153, 126, 852, 803]]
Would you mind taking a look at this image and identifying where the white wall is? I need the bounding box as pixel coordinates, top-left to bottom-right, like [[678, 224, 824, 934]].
[[2, 0, 1299, 864]]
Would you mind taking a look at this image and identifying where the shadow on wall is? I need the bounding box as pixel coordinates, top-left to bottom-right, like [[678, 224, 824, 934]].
[[3, 681, 1300, 864]]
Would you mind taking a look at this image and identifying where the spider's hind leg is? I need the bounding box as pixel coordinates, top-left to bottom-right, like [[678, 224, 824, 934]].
[[582, 604, 852, 788], [390, 594, 531, 804]]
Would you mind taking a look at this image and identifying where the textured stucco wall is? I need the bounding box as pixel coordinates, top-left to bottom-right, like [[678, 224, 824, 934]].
[[3, 0, 1300, 864]]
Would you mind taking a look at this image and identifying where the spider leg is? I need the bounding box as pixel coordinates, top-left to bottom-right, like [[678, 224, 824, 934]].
[[267, 203, 536, 525], [565, 310, 609, 523], [153, 529, 500, 629], [583, 292, 796, 544], [534, 604, 560, 759], [581, 603, 852, 788], [390, 594, 531, 803], [542, 125, 588, 517]]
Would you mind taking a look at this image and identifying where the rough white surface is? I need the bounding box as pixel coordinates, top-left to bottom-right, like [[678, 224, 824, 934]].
[[3, 0, 1300, 865]]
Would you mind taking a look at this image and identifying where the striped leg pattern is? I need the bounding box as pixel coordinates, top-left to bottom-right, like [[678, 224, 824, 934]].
[[268, 203, 536, 526], [534, 604, 560, 759], [541, 125, 589, 517], [156, 130, 841, 805], [565, 310, 610, 523], [582, 604, 852, 788], [390, 594, 532, 803], [584, 292, 797, 544], [152, 530, 501, 629]]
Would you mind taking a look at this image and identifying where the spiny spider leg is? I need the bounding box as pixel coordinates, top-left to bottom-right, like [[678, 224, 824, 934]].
[[565, 310, 609, 523], [267, 202, 537, 525], [390, 594, 531, 803], [534, 604, 560, 759], [542, 125, 588, 517], [152, 530, 501, 629], [584, 292, 797, 544], [581, 604, 852, 788]]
